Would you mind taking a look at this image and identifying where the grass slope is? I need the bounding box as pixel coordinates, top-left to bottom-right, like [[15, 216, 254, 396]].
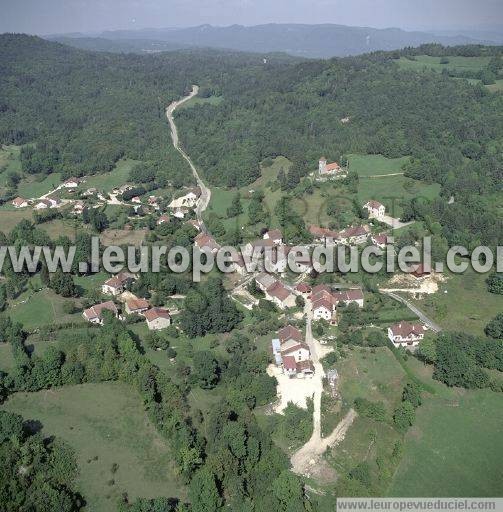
[[2, 382, 184, 511], [84, 158, 140, 192], [348, 154, 410, 177], [389, 389, 503, 497]]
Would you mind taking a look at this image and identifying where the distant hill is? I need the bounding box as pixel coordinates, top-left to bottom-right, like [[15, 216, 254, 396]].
[[50, 23, 495, 58]]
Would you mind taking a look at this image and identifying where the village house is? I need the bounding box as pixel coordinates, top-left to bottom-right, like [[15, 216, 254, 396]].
[[371, 233, 391, 249], [312, 296, 335, 321], [242, 238, 275, 257], [338, 225, 370, 245], [113, 184, 134, 195], [12, 197, 28, 208], [168, 187, 201, 209], [83, 301, 119, 325], [34, 199, 53, 210], [278, 324, 303, 345], [255, 272, 277, 292], [332, 289, 365, 308], [101, 272, 136, 296], [157, 215, 170, 225], [148, 196, 160, 209], [318, 157, 342, 176], [295, 282, 312, 296], [144, 307, 171, 330], [194, 232, 220, 254], [82, 187, 97, 197], [265, 280, 296, 309], [388, 321, 426, 348], [281, 339, 311, 362], [263, 229, 283, 245], [364, 200, 386, 219], [131, 196, 142, 204], [229, 252, 247, 276], [187, 219, 202, 231], [282, 355, 314, 378], [125, 298, 150, 316], [63, 177, 83, 188]]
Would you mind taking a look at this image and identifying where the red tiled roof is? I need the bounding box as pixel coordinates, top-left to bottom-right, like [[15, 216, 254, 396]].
[[295, 283, 311, 293], [126, 298, 150, 312], [390, 322, 425, 337], [265, 229, 283, 240], [296, 360, 314, 372], [365, 200, 384, 209], [278, 325, 303, 343], [282, 343, 310, 356], [144, 307, 171, 322], [195, 233, 220, 251], [266, 281, 292, 302], [83, 301, 118, 320], [283, 355, 297, 371], [325, 162, 340, 171]]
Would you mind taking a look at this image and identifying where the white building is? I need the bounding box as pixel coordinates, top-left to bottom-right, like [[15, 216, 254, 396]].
[[83, 301, 119, 325], [145, 308, 171, 330], [364, 200, 386, 219], [388, 322, 426, 348]]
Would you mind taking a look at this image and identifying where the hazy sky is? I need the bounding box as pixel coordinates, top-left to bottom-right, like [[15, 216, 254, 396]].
[[1, 0, 502, 35]]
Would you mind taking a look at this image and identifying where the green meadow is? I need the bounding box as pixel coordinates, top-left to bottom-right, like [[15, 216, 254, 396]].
[[396, 55, 491, 74], [84, 158, 140, 192], [2, 382, 185, 512], [347, 154, 410, 177]]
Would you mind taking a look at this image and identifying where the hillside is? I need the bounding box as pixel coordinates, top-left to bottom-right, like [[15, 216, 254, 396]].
[[53, 23, 495, 58]]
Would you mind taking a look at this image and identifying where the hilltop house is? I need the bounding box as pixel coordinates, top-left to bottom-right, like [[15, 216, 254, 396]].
[[12, 197, 28, 208], [388, 322, 426, 348], [83, 301, 119, 325], [364, 200, 386, 219], [101, 272, 136, 296], [125, 298, 150, 316], [63, 177, 83, 188], [144, 307, 171, 330]]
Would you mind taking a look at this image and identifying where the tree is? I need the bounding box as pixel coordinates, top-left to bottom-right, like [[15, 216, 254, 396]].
[[189, 468, 222, 512], [485, 314, 503, 339], [50, 270, 77, 298], [393, 401, 415, 432], [192, 350, 219, 389], [486, 273, 503, 295], [271, 470, 308, 512], [227, 192, 243, 217], [415, 336, 437, 363], [402, 382, 422, 408], [295, 295, 305, 308]]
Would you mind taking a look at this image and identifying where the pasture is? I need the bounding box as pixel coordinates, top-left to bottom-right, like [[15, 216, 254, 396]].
[[84, 159, 140, 192], [396, 55, 490, 74], [177, 95, 223, 110], [389, 389, 503, 497], [0, 208, 34, 233], [347, 154, 410, 177], [2, 382, 184, 512], [100, 228, 147, 246], [411, 267, 502, 336], [17, 172, 62, 198], [0, 343, 15, 372]]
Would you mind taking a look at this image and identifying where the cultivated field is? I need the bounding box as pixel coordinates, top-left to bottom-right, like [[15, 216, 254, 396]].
[[2, 382, 184, 512]]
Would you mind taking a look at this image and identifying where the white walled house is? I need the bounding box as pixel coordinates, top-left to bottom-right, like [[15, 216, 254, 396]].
[[364, 200, 386, 219], [281, 341, 311, 363], [145, 308, 171, 330], [263, 229, 283, 245], [83, 301, 119, 325], [388, 322, 426, 348], [12, 197, 29, 208], [101, 272, 135, 296], [318, 157, 341, 176]]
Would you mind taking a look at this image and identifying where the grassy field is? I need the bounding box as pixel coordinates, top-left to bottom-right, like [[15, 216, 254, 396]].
[[84, 159, 140, 192], [411, 268, 502, 336], [39, 218, 83, 240], [0, 343, 15, 372], [7, 288, 83, 330], [17, 173, 62, 198], [396, 55, 490, 74], [0, 145, 22, 190], [177, 95, 223, 110], [100, 228, 147, 246], [2, 382, 184, 511], [347, 154, 410, 177], [389, 389, 503, 497], [357, 174, 440, 218], [487, 79, 503, 92], [0, 209, 34, 233]]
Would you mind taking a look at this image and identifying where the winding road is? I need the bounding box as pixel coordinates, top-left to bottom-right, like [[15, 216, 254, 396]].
[[166, 85, 211, 231]]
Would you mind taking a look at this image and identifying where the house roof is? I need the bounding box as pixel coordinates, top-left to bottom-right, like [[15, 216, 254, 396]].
[[144, 307, 171, 322], [410, 263, 431, 278], [296, 360, 314, 373], [325, 162, 340, 172], [295, 283, 311, 293], [311, 284, 332, 296], [313, 297, 334, 312], [126, 298, 150, 311], [333, 289, 364, 303], [278, 324, 303, 343], [389, 322, 425, 337], [264, 229, 283, 240], [372, 234, 389, 246], [255, 272, 276, 289], [12, 197, 27, 206], [83, 301, 118, 320], [266, 281, 292, 302], [194, 233, 220, 251], [282, 355, 297, 371], [249, 238, 275, 249], [157, 215, 170, 224], [365, 200, 384, 209], [340, 225, 369, 239], [103, 271, 134, 289]]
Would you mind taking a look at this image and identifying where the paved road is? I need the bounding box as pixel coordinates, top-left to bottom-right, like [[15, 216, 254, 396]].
[[381, 290, 443, 333], [166, 85, 211, 232]]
